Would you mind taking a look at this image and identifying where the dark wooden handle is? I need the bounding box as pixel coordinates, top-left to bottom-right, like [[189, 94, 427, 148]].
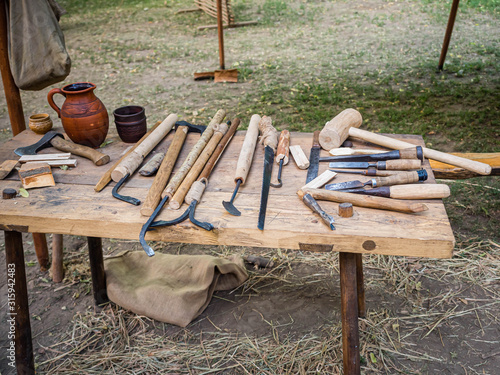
[[51, 136, 110, 166], [312, 130, 320, 148], [275, 130, 290, 165]]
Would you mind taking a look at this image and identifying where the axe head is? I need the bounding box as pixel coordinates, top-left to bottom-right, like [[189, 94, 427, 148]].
[[14, 131, 64, 156], [174, 121, 206, 134]]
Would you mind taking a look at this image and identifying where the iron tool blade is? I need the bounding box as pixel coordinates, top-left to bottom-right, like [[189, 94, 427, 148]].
[[324, 180, 366, 191], [328, 162, 371, 169], [258, 146, 274, 230]]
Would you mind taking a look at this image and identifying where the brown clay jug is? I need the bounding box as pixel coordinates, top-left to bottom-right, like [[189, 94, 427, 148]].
[[47, 82, 109, 148]]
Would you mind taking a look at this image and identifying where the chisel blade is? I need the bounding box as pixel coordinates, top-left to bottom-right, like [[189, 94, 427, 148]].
[[258, 146, 274, 230], [325, 180, 366, 191], [306, 131, 321, 183], [328, 162, 371, 169]]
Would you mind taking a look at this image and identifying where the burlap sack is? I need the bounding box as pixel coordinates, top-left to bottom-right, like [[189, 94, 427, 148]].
[[104, 251, 248, 327]]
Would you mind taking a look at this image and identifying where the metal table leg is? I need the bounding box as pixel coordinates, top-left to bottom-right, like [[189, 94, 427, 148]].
[[87, 237, 108, 305], [340, 252, 361, 375], [4, 230, 35, 375]]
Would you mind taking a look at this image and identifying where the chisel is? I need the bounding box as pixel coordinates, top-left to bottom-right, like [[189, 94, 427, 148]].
[[306, 130, 321, 183], [333, 184, 451, 199], [319, 146, 423, 163], [329, 169, 409, 177], [329, 159, 422, 170], [325, 170, 428, 191]]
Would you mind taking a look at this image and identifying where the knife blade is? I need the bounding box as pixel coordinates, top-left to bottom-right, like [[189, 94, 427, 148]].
[[319, 146, 423, 163], [328, 159, 422, 170], [257, 116, 279, 230], [306, 130, 321, 183]]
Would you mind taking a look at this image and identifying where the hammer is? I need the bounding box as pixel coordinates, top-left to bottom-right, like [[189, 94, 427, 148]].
[[15, 131, 110, 166], [320, 109, 492, 176]]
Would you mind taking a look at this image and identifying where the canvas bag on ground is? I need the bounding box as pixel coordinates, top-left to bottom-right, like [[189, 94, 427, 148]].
[[104, 251, 249, 327], [7, 0, 71, 90]]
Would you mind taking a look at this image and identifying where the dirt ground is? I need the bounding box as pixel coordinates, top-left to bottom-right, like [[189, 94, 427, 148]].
[[1, 0, 499, 374]]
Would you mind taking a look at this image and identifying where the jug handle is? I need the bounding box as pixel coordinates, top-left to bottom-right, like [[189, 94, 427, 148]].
[[47, 88, 65, 118]]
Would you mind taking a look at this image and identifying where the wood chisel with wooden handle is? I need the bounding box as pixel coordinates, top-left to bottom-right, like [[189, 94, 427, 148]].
[[320, 146, 423, 163], [332, 184, 451, 199], [258, 116, 279, 230], [325, 170, 428, 190], [329, 159, 422, 170], [270, 130, 290, 188], [223, 114, 261, 216]]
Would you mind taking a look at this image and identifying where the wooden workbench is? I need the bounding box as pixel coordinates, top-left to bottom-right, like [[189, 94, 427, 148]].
[[0, 128, 455, 375]]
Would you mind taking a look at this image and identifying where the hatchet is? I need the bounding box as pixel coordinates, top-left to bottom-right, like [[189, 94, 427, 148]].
[[14, 131, 110, 166]]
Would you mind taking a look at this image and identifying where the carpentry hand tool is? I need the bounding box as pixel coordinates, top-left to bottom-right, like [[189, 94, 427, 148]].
[[149, 119, 239, 235], [329, 169, 408, 177], [297, 188, 428, 214], [320, 146, 423, 163], [94, 120, 163, 192], [223, 114, 260, 216], [302, 193, 335, 230], [348, 127, 492, 175], [139, 152, 165, 176], [319, 109, 363, 150], [139, 109, 226, 256], [305, 130, 321, 183], [257, 116, 279, 230], [110, 114, 178, 205], [329, 148, 387, 156], [270, 130, 290, 188], [14, 131, 110, 166], [330, 184, 451, 199], [140, 121, 207, 217], [325, 170, 428, 191], [329, 159, 422, 170]]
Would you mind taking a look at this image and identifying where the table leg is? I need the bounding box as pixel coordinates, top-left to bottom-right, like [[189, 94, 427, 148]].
[[51, 234, 64, 282], [4, 230, 35, 375], [87, 237, 108, 305], [355, 253, 366, 318], [32, 233, 49, 272], [340, 252, 361, 375]]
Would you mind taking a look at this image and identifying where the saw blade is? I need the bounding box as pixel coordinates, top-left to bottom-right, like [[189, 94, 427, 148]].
[[258, 146, 274, 230]]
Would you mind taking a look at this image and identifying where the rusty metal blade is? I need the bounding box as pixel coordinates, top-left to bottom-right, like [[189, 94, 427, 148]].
[[258, 146, 274, 230], [325, 180, 366, 191]]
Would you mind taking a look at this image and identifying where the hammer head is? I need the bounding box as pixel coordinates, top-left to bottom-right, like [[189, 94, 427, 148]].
[[174, 121, 206, 134], [14, 131, 64, 156]]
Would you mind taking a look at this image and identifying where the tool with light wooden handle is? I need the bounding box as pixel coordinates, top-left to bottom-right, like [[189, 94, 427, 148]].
[[319, 109, 363, 150], [140, 126, 190, 216], [298, 188, 428, 214], [301, 170, 337, 190], [223, 115, 260, 216], [342, 184, 451, 199], [348, 127, 492, 175], [329, 148, 387, 156], [169, 123, 229, 209], [94, 120, 163, 192], [271, 130, 290, 188], [365, 170, 427, 188], [289, 145, 309, 169], [49, 136, 109, 165], [111, 114, 178, 182], [162, 109, 226, 199]]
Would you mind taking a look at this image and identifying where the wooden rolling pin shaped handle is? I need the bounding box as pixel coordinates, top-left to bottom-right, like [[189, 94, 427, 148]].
[[371, 170, 427, 187], [348, 127, 492, 175], [185, 179, 206, 204], [380, 159, 421, 170], [235, 114, 261, 184], [140, 126, 189, 217], [388, 184, 451, 199], [50, 136, 110, 166], [298, 188, 428, 214], [275, 130, 290, 165], [258, 115, 279, 151]]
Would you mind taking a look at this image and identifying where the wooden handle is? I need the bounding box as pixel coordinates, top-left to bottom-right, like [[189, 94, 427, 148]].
[[319, 109, 362, 150], [94, 120, 162, 192], [111, 114, 177, 182], [0, 160, 19, 180], [364, 169, 407, 177], [298, 188, 428, 214], [312, 130, 320, 148], [50, 136, 110, 166], [258, 115, 279, 151], [399, 147, 419, 160], [301, 170, 337, 190], [275, 130, 290, 165], [289, 145, 309, 169], [162, 109, 226, 198], [139, 152, 165, 176], [235, 114, 260, 183], [169, 123, 229, 209], [200, 118, 239, 180], [329, 148, 386, 156], [382, 159, 421, 170], [349, 127, 492, 175], [388, 184, 451, 199], [372, 171, 421, 187], [140, 126, 189, 216], [185, 179, 207, 204]]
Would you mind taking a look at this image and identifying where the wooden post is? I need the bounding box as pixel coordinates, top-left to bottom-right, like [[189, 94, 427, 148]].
[[339, 252, 361, 375], [51, 234, 64, 282], [438, 0, 460, 70], [5, 230, 35, 375], [32, 233, 49, 271], [355, 254, 366, 318], [217, 0, 225, 70], [0, 0, 26, 135], [87, 237, 108, 305]]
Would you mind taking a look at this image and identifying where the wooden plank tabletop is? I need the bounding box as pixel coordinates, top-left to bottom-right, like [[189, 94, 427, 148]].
[[0, 128, 455, 258]]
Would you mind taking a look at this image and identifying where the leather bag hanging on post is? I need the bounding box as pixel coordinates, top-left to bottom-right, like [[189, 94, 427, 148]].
[[7, 0, 71, 90]]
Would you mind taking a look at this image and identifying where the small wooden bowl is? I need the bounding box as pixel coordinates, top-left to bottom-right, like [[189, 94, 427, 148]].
[[29, 113, 53, 134]]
